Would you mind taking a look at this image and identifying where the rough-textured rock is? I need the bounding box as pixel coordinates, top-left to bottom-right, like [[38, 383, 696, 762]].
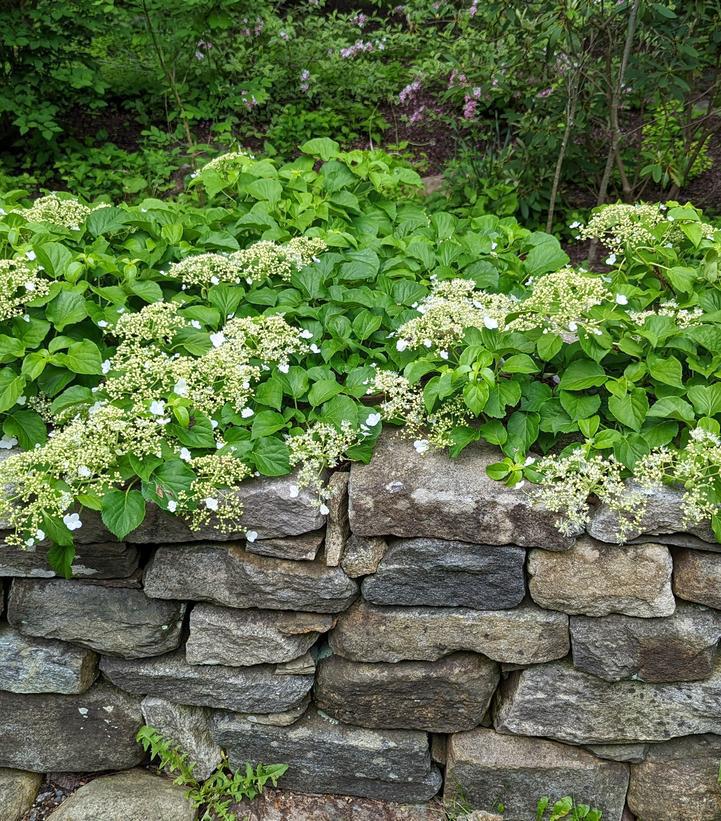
[[0, 769, 42, 821], [325, 472, 350, 566], [235, 789, 446, 821], [445, 729, 629, 821], [329, 600, 569, 665], [7, 579, 185, 659], [0, 624, 97, 694], [341, 535, 388, 578], [47, 769, 195, 821], [246, 531, 324, 562], [673, 549, 721, 609], [570, 603, 721, 681], [315, 653, 498, 732], [128, 470, 325, 542], [627, 735, 721, 821], [233, 696, 310, 727], [588, 480, 715, 546], [186, 605, 331, 667], [586, 744, 648, 763], [101, 650, 314, 714], [211, 707, 442, 803], [0, 541, 138, 578], [361, 538, 525, 609], [141, 696, 222, 780], [0, 682, 143, 771], [528, 538, 675, 617], [348, 432, 573, 549], [494, 658, 721, 744], [144, 543, 358, 613]]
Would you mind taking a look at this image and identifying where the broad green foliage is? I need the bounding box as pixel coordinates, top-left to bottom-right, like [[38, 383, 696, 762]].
[[536, 795, 602, 821], [136, 725, 286, 821], [0, 146, 720, 574]]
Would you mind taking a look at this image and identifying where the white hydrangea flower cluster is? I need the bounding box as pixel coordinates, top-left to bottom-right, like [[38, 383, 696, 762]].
[[370, 369, 425, 435], [627, 299, 705, 329], [18, 193, 94, 230], [179, 453, 252, 533], [0, 258, 51, 321], [200, 150, 254, 175], [287, 421, 361, 499]]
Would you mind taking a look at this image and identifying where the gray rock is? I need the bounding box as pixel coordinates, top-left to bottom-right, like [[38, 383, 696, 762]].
[[445, 729, 629, 821], [144, 543, 358, 613], [47, 769, 195, 821], [329, 600, 569, 665], [187, 605, 332, 666], [673, 548, 721, 609], [0, 623, 97, 694], [627, 735, 721, 821], [0, 541, 138, 578], [232, 696, 310, 727], [571, 603, 721, 681], [141, 696, 222, 780], [128, 470, 325, 542], [101, 650, 314, 714], [7, 579, 185, 658], [585, 744, 648, 764], [325, 471, 350, 566], [588, 480, 715, 546], [528, 538, 675, 617], [314, 653, 499, 732], [348, 432, 573, 549], [494, 658, 721, 744], [246, 531, 324, 562], [0, 682, 143, 771], [362, 538, 525, 609], [341, 535, 388, 578], [211, 706, 442, 803], [277, 651, 315, 676], [0, 768, 42, 821]]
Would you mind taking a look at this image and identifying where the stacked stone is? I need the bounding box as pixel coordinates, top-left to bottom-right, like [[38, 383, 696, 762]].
[[0, 434, 721, 820]]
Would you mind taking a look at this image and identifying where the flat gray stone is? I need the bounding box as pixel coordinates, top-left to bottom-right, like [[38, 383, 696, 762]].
[[0, 682, 143, 771], [341, 535, 388, 578], [0, 541, 138, 578], [348, 432, 573, 549], [585, 744, 648, 763], [0, 623, 97, 693], [445, 729, 629, 821], [141, 696, 222, 780], [494, 657, 721, 744], [211, 706, 442, 803], [101, 649, 314, 714], [246, 531, 324, 562], [315, 653, 499, 732], [128, 470, 325, 542], [673, 548, 721, 609], [144, 543, 358, 613], [186, 605, 332, 666], [232, 697, 310, 727], [588, 480, 715, 546], [47, 769, 195, 821], [528, 538, 675, 617], [362, 538, 525, 609], [0, 768, 42, 821], [325, 471, 350, 566], [571, 603, 721, 681], [329, 600, 569, 665], [7, 579, 185, 658], [627, 735, 721, 821]]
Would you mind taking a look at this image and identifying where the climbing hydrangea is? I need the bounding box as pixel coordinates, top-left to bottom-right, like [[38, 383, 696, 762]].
[[0, 258, 51, 321]]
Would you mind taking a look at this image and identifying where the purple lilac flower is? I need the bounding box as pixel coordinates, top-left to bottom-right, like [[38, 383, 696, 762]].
[[300, 69, 311, 93], [469, 0, 479, 16], [463, 96, 478, 119], [537, 87, 553, 98], [340, 40, 375, 59], [399, 78, 422, 104], [352, 13, 368, 27], [409, 106, 426, 124]]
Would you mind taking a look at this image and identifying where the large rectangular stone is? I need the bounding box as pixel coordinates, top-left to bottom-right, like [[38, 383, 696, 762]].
[[329, 600, 569, 665], [315, 653, 499, 733], [494, 658, 721, 744], [0, 541, 138, 579], [7, 579, 185, 659], [100, 650, 314, 714], [348, 432, 573, 549], [361, 538, 525, 609], [144, 543, 357, 613], [210, 707, 442, 803], [0, 624, 97, 694], [445, 729, 629, 821], [0, 682, 143, 772], [186, 605, 332, 666], [673, 548, 721, 609]]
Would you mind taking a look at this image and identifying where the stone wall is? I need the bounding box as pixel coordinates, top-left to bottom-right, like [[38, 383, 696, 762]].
[[2, 432, 721, 820]]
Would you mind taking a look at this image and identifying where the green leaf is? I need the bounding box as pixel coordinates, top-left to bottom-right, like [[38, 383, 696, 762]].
[[251, 410, 287, 439], [255, 378, 284, 410], [246, 178, 283, 206], [300, 137, 340, 160], [558, 359, 607, 391], [308, 378, 342, 406], [352, 310, 382, 341], [486, 461, 511, 481], [50, 385, 93, 417], [45, 289, 87, 330], [0, 369, 26, 413], [3, 410, 47, 449], [559, 390, 601, 420], [101, 489, 146, 539], [502, 354, 539, 374], [47, 543, 75, 580], [647, 396, 695, 424], [688, 384, 721, 416], [607, 389, 649, 432], [523, 236, 569, 276], [536, 334, 563, 361], [86, 206, 129, 236], [505, 410, 540, 455], [173, 415, 216, 448], [463, 382, 490, 415], [56, 340, 103, 374], [129, 280, 164, 303], [447, 426, 480, 457], [253, 437, 290, 476], [648, 353, 684, 388]]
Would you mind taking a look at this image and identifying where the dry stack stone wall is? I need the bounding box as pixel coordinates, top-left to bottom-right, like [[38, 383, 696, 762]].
[[2, 432, 721, 820]]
